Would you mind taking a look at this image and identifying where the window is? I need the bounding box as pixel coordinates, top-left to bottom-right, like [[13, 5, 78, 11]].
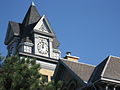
[[24, 46, 32, 53], [68, 83, 76, 90], [68, 80, 77, 90], [41, 75, 48, 82], [51, 76, 53, 80]]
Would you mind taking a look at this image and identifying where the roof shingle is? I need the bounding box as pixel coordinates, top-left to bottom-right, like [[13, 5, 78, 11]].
[[89, 56, 120, 83], [62, 60, 95, 82], [22, 4, 41, 26], [103, 56, 120, 81]]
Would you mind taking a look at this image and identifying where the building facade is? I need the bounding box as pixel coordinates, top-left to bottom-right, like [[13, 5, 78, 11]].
[[4, 2, 61, 82]]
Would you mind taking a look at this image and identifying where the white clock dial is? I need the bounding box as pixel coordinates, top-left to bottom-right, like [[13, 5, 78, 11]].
[[37, 38, 49, 55]]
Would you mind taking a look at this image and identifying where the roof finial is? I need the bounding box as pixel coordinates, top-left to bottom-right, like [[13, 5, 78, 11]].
[[31, 1, 35, 6]]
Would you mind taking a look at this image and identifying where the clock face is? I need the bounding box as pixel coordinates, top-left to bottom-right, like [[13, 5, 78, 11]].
[[37, 38, 49, 56]]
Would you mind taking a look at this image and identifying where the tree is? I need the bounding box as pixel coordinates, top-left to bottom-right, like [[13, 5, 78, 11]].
[[0, 53, 4, 67], [0, 55, 62, 90]]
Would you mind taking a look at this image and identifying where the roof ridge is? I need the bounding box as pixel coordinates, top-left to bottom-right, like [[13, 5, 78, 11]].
[[60, 59, 95, 82], [109, 55, 120, 59], [61, 59, 95, 67], [9, 21, 20, 24]]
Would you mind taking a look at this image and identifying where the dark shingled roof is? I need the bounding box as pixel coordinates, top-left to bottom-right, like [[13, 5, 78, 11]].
[[102, 56, 120, 81], [9, 21, 21, 36], [4, 21, 21, 45], [89, 56, 120, 83], [22, 3, 41, 26], [62, 60, 95, 82], [88, 57, 109, 83], [20, 22, 37, 38]]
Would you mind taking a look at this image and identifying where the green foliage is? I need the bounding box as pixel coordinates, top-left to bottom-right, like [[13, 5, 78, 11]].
[[0, 55, 41, 90], [0, 53, 4, 61], [46, 80, 63, 90], [0, 55, 62, 90]]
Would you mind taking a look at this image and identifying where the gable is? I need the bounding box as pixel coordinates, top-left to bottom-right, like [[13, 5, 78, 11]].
[[88, 57, 109, 83], [89, 56, 120, 84], [53, 60, 86, 88], [62, 60, 95, 82], [102, 56, 120, 81], [38, 19, 50, 33], [33, 15, 55, 37]]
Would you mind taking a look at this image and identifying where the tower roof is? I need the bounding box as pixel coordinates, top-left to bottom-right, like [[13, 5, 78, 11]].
[[4, 21, 21, 45], [22, 2, 41, 26]]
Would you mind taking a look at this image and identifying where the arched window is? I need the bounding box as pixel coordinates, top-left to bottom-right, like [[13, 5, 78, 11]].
[[68, 80, 77, 90], [62, 87, 67, 90], [69, 83, 76, 90]]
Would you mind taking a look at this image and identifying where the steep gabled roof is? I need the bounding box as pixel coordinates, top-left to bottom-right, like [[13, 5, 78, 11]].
[[88, 56, 109, 83], [53, 59, 87, 88], [62, 60, 95, 82], [89, 56, 120, 83], [4, 21, 21, 45], [102, 56, 120, 81], [22, 2, 41, 26]]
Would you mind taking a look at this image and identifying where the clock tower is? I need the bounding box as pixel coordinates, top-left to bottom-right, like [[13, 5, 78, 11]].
[[4, 2, 61, 81]]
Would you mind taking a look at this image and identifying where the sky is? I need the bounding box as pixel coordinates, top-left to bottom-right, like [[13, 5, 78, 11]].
[[0, 0, 120, 65]]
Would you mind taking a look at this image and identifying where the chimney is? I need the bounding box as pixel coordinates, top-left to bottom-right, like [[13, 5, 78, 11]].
[[66, 52, 71, 56], [64, 52, 79, 62]]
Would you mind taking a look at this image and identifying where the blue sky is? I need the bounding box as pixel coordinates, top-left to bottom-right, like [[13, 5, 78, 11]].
[[0, 0, 120, 65]]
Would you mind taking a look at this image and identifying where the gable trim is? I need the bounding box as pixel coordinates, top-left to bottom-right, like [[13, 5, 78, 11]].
[[60, 60, 88, 85], [101, 77, 120, 84], [101, 56, 111, 77], [33, 15, 55, 36], [109, 55, 120, 59]]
